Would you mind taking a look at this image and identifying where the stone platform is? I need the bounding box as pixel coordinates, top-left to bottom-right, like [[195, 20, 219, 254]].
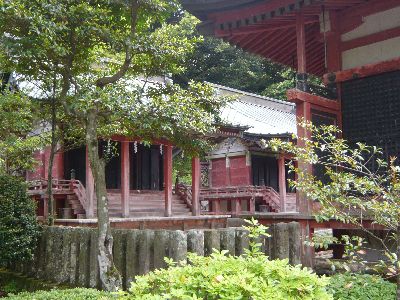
[[54, 215, 230, 230]]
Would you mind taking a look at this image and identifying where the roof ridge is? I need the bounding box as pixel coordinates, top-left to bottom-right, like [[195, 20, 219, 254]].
[[208, 81, 295, 107], [233, 99, 294, 115]]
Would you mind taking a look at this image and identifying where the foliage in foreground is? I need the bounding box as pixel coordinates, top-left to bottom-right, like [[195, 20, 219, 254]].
[[4, 273, 395, 300], [0, 175, 40, 264], [0, 91, 45, 175], [327, 273, 396, 300], [6, 288, 113, 300], [269, 122, 400, 285], [121, 252, 331, 300]]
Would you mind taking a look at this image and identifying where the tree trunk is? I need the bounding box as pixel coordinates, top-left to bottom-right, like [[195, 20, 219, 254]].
[[46, 97, 57, 226], [86, 109, 122, 291]]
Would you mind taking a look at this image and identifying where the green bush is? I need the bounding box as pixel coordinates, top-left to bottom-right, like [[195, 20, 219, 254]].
[[327, 273, 396, 300], [122, 252, 332, 300], [6, 288, 113, 299], [0, 175, 40, 264]]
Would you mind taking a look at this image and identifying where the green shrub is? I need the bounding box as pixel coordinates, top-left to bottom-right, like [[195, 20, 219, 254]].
[[0, 175, 40, 264], [123, 252, 332, 300], [327, 273, 396, 300], [6, 288, 113, 299]]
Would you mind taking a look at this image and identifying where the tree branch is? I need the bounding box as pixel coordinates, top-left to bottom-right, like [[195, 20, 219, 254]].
[[95, 0, 139, 88]]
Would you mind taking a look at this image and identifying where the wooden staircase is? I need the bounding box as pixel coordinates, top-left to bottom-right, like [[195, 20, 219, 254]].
[[66, 194, 86, 217], [194, 185, 283, 215], [28, 180, 192, 218], [106, 191, 192, 217]]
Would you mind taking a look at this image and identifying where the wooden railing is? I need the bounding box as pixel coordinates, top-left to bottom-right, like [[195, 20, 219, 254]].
[[176, 183, 193, 210], [176, 184, 282, 215], [70, 180, 87, 211], [27, 179, 72, 195], [260, 186, 281, 212], [27, 179, 87, 213]]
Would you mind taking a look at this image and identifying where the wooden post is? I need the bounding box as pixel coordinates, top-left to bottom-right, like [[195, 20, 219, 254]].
[[225, 156, 231, 186], [85, 146, 95, 218], [164, 145, 173, 217], [191, 157, 200, 216], [296, 11, 307, 74], [278, 155, 287, 212], [234, 199, 241, 216], [249, 196, 255, 214], [121, 141, 130, 218], [296, 102, 313, 214], [325, 10, 341, 72], [42, 195, 48, 219]]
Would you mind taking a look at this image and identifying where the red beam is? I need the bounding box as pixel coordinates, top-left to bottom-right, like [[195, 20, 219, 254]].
[[287, 89, 340, 111], [296, 11, 307, 73], [164, 145, 173, 217], [111, 135, 173, 146], [85, 146, 95, 218], [210, 0, 298, 24], [339, 0, 400, 34], [324, 57, 400, 83], [238, 31, 272, 52], [265, 28, 296, 60], [191, 157, 201, 216], [246, 31, 277, 54], [275, 23, 320, 64], [325, 10, 342, 72], [341, 26, 400, 51], [121, 141, 130, 218], [278, 155, 287, 212]]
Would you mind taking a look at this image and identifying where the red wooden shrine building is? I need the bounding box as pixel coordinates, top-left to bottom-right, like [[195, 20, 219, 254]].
[[26, 82, 298, 224], [182, 0, 400, 213], [205, 83, 297, 213], [182, 0, 400, 262]]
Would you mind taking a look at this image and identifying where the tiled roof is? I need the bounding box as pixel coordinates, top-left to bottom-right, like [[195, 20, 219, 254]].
[[211, 83, 296, 136]]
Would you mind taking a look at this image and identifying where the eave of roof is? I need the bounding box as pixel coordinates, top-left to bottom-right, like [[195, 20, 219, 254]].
[[209, 82, 294, 108], [212, 82, 296, 136], [181, 0, 265, 20], [182, 0, 370, 76]]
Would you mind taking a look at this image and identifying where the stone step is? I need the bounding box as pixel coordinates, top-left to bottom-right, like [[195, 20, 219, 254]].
[[107, 202, 188, 207], [108, 199, 184, 204], [109, 212, 191, 217], [108, 202, 188, 207], [107, 208, 191, 213], [108, 197, 182, 202]]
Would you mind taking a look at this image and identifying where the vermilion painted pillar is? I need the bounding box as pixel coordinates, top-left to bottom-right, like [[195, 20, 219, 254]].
[[278, 155, 287, 212], [121, 141, 130, 218], [225, 156, 231, 186], [296, 11, 307, 73], [191, 157, 200, 216], [42, 195, 48, 219], [85, 147, 95, 218], [325, 10, 341, 73], [164, 145, 173, 217], [296, 101, 312, 214]]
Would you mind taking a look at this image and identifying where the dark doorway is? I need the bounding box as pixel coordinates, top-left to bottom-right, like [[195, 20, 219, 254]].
[[102, 141, 121, 189], [131, 144, 164, 191], [251, 155, 278, 191], [64, 146, 86, 186]]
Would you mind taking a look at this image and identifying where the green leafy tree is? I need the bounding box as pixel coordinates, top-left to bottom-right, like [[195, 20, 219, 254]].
[[0, 175, 40, 265], [0, 1, 226, 290], [269, 122, 400, 298], [0, 90, 45, 175], [174, 36, 296, 100]]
